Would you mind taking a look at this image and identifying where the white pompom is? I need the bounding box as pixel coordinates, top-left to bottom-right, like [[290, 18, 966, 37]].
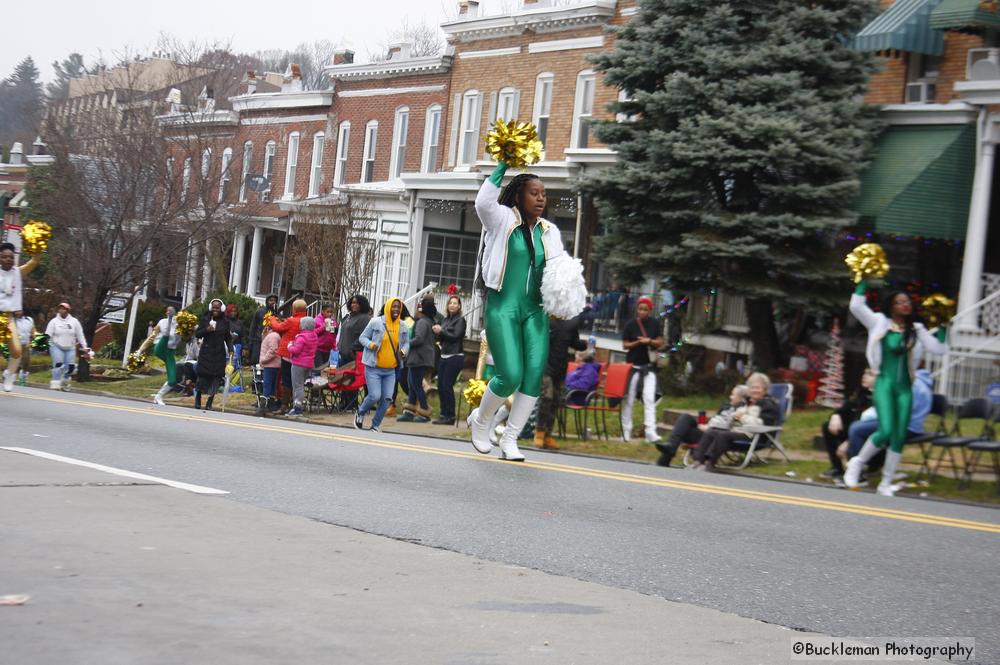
[[541, 253, 587, 319]]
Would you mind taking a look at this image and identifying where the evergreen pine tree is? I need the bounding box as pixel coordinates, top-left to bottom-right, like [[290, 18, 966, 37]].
[[817, 318, 846, 408], [0, 57, 45, 150], [584, 0, 880, 368], [46, 53, 88, 100]]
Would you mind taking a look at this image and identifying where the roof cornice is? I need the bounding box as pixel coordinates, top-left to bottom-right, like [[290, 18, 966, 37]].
[[229, 90, 334, 112], [442, 0, 617, 42], [325, 54, 453, 81], [155, 109, 240, 127]]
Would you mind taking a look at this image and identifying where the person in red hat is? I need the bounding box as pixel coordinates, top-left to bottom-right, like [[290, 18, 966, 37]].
[[44, 302, 90, 391], [621, 296, 664, 443]]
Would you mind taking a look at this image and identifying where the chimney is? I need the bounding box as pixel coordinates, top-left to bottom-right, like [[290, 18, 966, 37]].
[[282, 64, 304, 92], [9, 143, 24, 165], [388, 41, 412, 61], [458, 0, 479, 17], [523, 0, 550, 6], [246, 70, 257, 95], [32, 136, 46, 156], [332, 49, 355, 65]]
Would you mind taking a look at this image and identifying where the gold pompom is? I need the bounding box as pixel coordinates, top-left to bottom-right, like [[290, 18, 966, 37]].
[[463, 378, 487, 408], [262, 311, 275, 329], [921, 293, 956, 328], [126, 352, 147, 374], [845, 243, 889, 284], [20, 220, 52, 256], [0, 313, 11, 345], [485, 119, 544, 169], [175, 311, 198, 339]]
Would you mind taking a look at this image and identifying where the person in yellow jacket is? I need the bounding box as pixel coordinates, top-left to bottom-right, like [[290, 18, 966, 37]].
[[355, 298, 410, 432]]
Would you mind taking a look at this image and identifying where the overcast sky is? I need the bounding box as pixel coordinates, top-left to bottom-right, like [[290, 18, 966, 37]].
[[3, 0, 515, 83]]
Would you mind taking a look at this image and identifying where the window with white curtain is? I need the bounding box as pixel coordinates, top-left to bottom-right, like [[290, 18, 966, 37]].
[[283, 131, 300, 200], [262, 141, 276, 201], [218, 147, 233, 203], [361, 120, 378, 183], [308, 132, 325, 197], [422, 104, 442, 173], [334, 122, 350, 187], [458, 90, 482, 166], [182, 158, 192, 201], [571, 70, 596, 149], [201, 148, 212, 181], [239, 141, 252, 202], [533, 73, 554, 148], [389, 107, 409, 179]]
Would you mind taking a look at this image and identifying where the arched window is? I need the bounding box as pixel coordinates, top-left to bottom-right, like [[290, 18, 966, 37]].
[[308, 132, 326, 197], [262, 140, 276, 200], [361, 121, 378, 183], [533, 73, 554, 148], [458, 90, 482, 166], [496, 86, 520, 123], [389, 107, 409, 179], [239, 141, 253, 202], [334, 122, 350, 187], [571, 70, 596, 149], [218, 147, 233, 203], [283, 131, 300, 200], [422, 104, 442, 173]]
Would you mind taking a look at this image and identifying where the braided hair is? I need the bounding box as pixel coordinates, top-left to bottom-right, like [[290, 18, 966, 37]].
[[475, 174, 542, 295]]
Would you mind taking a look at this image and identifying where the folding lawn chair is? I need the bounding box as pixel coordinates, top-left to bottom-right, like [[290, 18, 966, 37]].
[[926, 397, 991, 481], [324, 352, 367, 413], [724, 382, 794, 469], [961, 404, 1000, 494]]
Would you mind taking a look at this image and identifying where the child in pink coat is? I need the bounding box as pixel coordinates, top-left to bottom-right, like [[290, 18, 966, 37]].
[[286, 316, 318, 416]]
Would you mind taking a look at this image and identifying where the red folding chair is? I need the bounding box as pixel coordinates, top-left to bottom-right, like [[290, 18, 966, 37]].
[[580, 363, 632, 441], [324, 352, 367, 412]]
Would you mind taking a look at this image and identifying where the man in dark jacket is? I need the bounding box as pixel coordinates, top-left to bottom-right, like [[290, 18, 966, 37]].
[[534, 315, 588, 449], [248, 295, 278, 366], [399, 298, 437, 423]]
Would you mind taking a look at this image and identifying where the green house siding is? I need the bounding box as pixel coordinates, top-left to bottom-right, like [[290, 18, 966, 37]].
[[858, 124, 975, 240], [853, 0, 945, 56], [929, 0, 1000, 28]]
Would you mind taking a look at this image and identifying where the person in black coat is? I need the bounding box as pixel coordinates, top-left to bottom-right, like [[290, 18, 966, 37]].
[[248, 295, 278, 365], [337, 294, 372, 368], [820, 367, 874, 480], [534, 315, 588, 449], [693, 372, 780, 471], [194, 298, 232, 411], [432, 295, 467, 425]]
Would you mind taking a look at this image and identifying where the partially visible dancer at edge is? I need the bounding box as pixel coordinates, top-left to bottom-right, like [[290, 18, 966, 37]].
[[45, 302, 90, 392], [193, 298, 232, 411], [355, 298, 409, 432], [844, 283, 947, 496], [0, 242, 41, 392], [621, 296, 665, 444], [13, 310, 35, 386], [467, 159, 568, 462]]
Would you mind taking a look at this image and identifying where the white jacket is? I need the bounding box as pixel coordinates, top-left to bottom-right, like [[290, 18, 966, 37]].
[[45, 314, 88, 351], [474, 178, 566, 291], [849, 293, 946, 377]]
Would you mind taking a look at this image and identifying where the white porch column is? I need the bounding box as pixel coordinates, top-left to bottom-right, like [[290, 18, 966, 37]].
[[231, 231, 247, 294], [246, 226, 264, 297], [408, 201, 425, 295], [182, 239, 198, 307], [200, 245, 213, 300], [956, 139, 995, 331]]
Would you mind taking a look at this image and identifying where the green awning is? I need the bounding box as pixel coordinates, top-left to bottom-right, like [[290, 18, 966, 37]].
[[857, 124, 975, 240], [854, 0, 945, 55], [929, 0, 1000, 29]]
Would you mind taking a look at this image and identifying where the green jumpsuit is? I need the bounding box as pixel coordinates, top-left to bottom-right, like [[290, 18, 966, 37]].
[[485, 222, 549, 398], [871, 330, 912, 454]]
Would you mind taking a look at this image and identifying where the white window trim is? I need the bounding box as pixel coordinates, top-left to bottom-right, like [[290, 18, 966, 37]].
[[458, 90, 482, 167], [308, 132, 325, 198], [389, 107, 410, 180], [200, 148, 212, 180], [496, 87, 520, 123], [422, 104, 442, 173], [283, 132, 300, 200], [262, 141, 276, 200], [361, 120, 378, 183], [218, 147, 233, 203], [182, 157, 192, 200], [334, 122, 351, 187], [239, 141, 253, 203], [570, 69, 596, 150]]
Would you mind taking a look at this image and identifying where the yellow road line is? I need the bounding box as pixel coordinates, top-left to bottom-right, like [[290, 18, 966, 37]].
[[6, 391, 1000, 534]]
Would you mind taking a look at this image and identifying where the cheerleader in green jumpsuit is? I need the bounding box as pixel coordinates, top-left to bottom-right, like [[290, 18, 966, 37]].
[[845, 282, 947, 496], [467, 161, 568, 461]]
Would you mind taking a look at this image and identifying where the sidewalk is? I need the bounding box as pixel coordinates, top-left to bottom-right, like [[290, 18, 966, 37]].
[[0, 448, 835, 665]]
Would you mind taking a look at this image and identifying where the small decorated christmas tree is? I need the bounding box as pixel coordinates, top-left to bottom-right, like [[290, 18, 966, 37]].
[[816, 319, 845, 408]]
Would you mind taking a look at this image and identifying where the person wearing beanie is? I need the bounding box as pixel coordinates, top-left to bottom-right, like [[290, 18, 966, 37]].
[[621, 296, 664, 443], [286, 315, 318, 417], [193, 298, 231, 411], [269, 299, 308, 414], [398, 297, 437, 423]]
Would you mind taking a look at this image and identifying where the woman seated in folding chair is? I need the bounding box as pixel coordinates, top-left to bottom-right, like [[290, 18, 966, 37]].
[[657, 384, 749, 467], [691, 373, 779, 471]]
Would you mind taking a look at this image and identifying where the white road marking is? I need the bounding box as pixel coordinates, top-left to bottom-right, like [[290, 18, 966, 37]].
[[0, 447, 229, 495]]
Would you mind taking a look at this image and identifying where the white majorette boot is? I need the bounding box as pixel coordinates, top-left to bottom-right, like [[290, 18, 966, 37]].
[[497, 392, 537, 462], [468, 385, 506, 454], [843, 437, 880, 489], [3, 357, 19, 392], [877, 450, 905, 497]]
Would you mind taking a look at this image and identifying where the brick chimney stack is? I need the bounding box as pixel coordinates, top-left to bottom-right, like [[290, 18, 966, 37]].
[[458, 0, 480, 17], [332, 49, 355, 65]]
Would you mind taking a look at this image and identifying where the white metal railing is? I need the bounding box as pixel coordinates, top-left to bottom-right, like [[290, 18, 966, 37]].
[[930, 283, 1000, 405]]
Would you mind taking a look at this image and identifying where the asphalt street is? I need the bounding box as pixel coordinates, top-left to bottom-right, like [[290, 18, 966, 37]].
[[2, 387, 998, 663]]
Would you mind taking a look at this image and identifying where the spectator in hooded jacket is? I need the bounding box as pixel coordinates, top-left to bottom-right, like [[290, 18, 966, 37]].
[[432, 295, 467, 425], [398, 298, 436, 423], [314, 303, 338, 367], [256, 322, 282, 416], [269, 299, 307, 414], [286, 316, 318, 417], [248, 294, 278, 365], [193, 298, 231, 411]]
